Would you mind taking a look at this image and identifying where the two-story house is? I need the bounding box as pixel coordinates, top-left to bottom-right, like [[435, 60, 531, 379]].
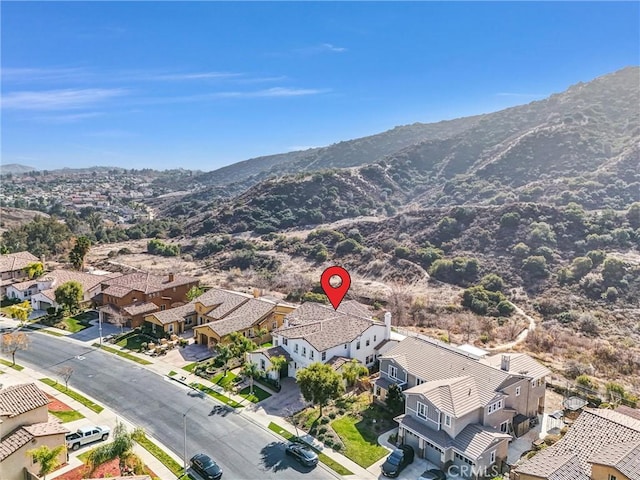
[[0, 251, 39, 297], [99, 272, 199, 328], [145, 287, 295, 341], [0, 383, 69, 480], [375, 336, 550, 478], [513, 408, 640, 480], [250, 302, 395, 379], [5, 269, 119, 311]]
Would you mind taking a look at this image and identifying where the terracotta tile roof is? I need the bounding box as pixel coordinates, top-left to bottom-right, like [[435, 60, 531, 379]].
[[479, 352, 551, 379], [0, 427, 33, 461], [23, 421, 69, 437], [101, 272, 197, 296], [194, 288, 251, 319], [122, 301, 159, 317], [381, 336, 514, 405], [202, 298, 275, 337], [515, 408, 640, 478], [404, 376, 482, 417], [0, 383, 50, 418], [102, 284, 132, 297], [0, 251, 38, 274], [277, 302, 382, 352], [589, 440, 640, 480], [147, 303, 195, 325]]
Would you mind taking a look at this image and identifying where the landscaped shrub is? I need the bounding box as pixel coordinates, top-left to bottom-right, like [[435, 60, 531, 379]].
[[333, 443, 343, 451], [318, 426, 327, 434], [328, 412, 336, 419]]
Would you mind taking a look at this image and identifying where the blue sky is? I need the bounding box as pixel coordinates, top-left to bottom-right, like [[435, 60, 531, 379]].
[[2, 2, 639, 172]]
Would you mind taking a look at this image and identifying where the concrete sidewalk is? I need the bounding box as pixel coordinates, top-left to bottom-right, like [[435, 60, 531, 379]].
[[0, 361, 180, 480]]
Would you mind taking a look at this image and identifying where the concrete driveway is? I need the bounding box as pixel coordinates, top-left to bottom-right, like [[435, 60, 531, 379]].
[[69, 319, 128, 343], [249, 377, 308, 416], [373, 429, 445, 480]]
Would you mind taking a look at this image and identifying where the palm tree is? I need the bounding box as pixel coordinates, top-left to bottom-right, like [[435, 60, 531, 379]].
[[27, 445, 66, 480], [241, 361, 262, 396], [342, 359, 369, 395], [23, 262, 44, 279], [255, 326, 268, 345], [216, 344, 233, 376], [268, 355, 288, 387]]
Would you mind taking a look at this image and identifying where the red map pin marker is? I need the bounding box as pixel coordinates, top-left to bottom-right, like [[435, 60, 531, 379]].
[[320, 266, 351, 310]]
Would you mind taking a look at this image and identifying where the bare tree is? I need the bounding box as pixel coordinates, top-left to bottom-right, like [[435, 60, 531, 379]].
[[1, 332, 30, 366], [58, 366, 74, 390], [458, 313, 478, 344], [386, 281, 414, 326]]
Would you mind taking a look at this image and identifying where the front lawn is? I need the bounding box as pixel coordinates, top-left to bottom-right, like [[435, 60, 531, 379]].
[[238, 385, 271, 403], [0, 358, 24, 370], [211, 371, 237, 388], [182, 362, 198, 372], [50, 409, 85, 422], [331, 414, 389, 467], [61, 316, 91, 333], [190, 382, 244, 408], [93, 344, 152, 365], [39, 378, 104, 413], [134, 431, 184, 477]]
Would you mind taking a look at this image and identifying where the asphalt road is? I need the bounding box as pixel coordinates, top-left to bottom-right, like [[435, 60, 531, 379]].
[[14, 331, 336, 480]]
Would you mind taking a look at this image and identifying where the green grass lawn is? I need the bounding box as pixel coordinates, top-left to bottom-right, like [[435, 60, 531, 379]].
[[267, 422, 353, 476], [238, 385, 271, 403], [211, 371, 237, 388], [50, 409, 85, 423], [259, 341, 273, 348], [0, 358, 24, 371], [61, 316, 91, 333], [116, 333, 153, 351], [190, 382, 244, 408], [39, 378, 104, 413], [331, 415, 389, 468], [182, 362, 198, 372], [134, 432, 184, 477], [168, 370, 178, 377], [40, 329, 65, 337], [92, 343, 152, 365]]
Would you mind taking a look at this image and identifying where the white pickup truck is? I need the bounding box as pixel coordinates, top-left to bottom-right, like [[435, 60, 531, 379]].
[[66, 425, 111, 450]]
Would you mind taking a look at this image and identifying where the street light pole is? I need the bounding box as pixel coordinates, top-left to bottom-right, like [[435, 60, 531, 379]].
[[183, 404, 197, 472], [98, 311, 103, 347]]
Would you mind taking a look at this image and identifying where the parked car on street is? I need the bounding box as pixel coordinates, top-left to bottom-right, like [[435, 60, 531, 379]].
[[66, 425, 111, 450], [381, 445, 414, 477], [419, 468, 447, 480], [285, 442, 319, 467], [190, 453, 223, 480]]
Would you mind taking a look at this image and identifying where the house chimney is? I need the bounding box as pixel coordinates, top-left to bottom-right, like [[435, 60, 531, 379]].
[[168, 273, 174, 282], [384, 312, 392, 339], [252, 288, 260, 298], [501, 354, 511, 371]]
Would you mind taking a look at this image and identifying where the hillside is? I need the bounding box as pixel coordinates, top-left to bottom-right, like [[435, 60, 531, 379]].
[[0, 163, 36, 174]]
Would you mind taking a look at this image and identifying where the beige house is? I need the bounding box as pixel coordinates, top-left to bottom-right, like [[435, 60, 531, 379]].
[[376, 336, 550, 478], [0, 383, 69, 480], [0, 251, 39, 297], [512, 408, 640, 480]]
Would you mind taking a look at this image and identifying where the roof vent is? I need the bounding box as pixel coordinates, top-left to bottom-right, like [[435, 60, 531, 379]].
[[501, 354, 511, 371]]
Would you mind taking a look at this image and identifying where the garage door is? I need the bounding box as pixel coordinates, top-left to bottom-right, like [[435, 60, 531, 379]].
[[424, 440, 442, 464], [402, 428, 420, 455], [452, 452, 475, 479], [39, 301, 52, 310]]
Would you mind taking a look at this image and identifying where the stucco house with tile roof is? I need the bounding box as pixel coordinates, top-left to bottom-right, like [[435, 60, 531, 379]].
[[375, 335, 550, 478], [0, 383, 69, 480], [98, 272, 199, 328], [0, 251, 39, 297], [512, 408, 640, 480], [249, 302, 393, 380], [5, 269, 117, 311]]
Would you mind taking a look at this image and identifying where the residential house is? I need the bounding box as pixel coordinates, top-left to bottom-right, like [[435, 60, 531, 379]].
[[250, 301, 393, 380], [0, 251, 39, 297], [188, 288, 295, 345], [0, 383, 69, 480], [5, 269, 119, 311], [375, 336, 550, 478], [99, 272, 199, 328], [512, 408, 640, 480]]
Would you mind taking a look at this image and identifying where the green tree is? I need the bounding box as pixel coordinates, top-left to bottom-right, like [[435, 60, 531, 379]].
[[54, 281, 83, 313], [497, 300, 515, 316], [69, 236, 91, 270], [241, 361, 263, 396], [341, 359, 368, 393], [23, 261, 44, 279], [296, 362, 345, 416], [186, 285, 205, 301], [602, 258, 626, 286], [268, 355, 288, 387], [27, 445, 66, 480], [480, 274, 505, 292], [512, 242, 530, 258], [522, 256, 549, 278], [627, 202, 640, 229], [8, 300, 32, 325], [386, 383, 405, 415], [570, 256, 593, 280], [216, 344, 233, 376], [227, 332, 257, 364]]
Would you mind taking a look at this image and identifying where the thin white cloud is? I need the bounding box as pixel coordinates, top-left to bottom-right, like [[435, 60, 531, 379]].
[[1, 67, 92, 83], [84, 129, 137, 138], [295, 43, 348, 55], [2, 88, 128, 111], [215, 87, 329, 98], [144, 72, 243, 81], [35, 112, 105, 124]]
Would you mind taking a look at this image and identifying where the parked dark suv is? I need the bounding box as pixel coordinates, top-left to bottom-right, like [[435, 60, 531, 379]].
[[190, 453, 223, 480], [381, 444, 414, 477]]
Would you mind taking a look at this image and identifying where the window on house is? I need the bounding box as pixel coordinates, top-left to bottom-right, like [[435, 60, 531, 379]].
[[310, 350, 314, 359], [272, 321, 277, 329], [609, 475, 617, 480], [389, 365, 398, 379], [416, 378, 425, 385], [168, 324, 174, 333], [366, 339, 370, 347], [274, 339, 278, 346], [356, 341, 361, 350], [344, 344, 348, 349], [160, 305, 166, 311], [417, 402, 428, 419], [294, 344, 298, 353], [490, 450, 496, 464], [249, 328, 254, 337], [444, 414, 451, 427], [302, 347, 306, 357], [321, 351, 326, 361], [516, 386, 521, 396], [261, 359, 266, 370], [500, 421, 509, 433], [283, 338, 288, 346], [374, 335, 377, 342]]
